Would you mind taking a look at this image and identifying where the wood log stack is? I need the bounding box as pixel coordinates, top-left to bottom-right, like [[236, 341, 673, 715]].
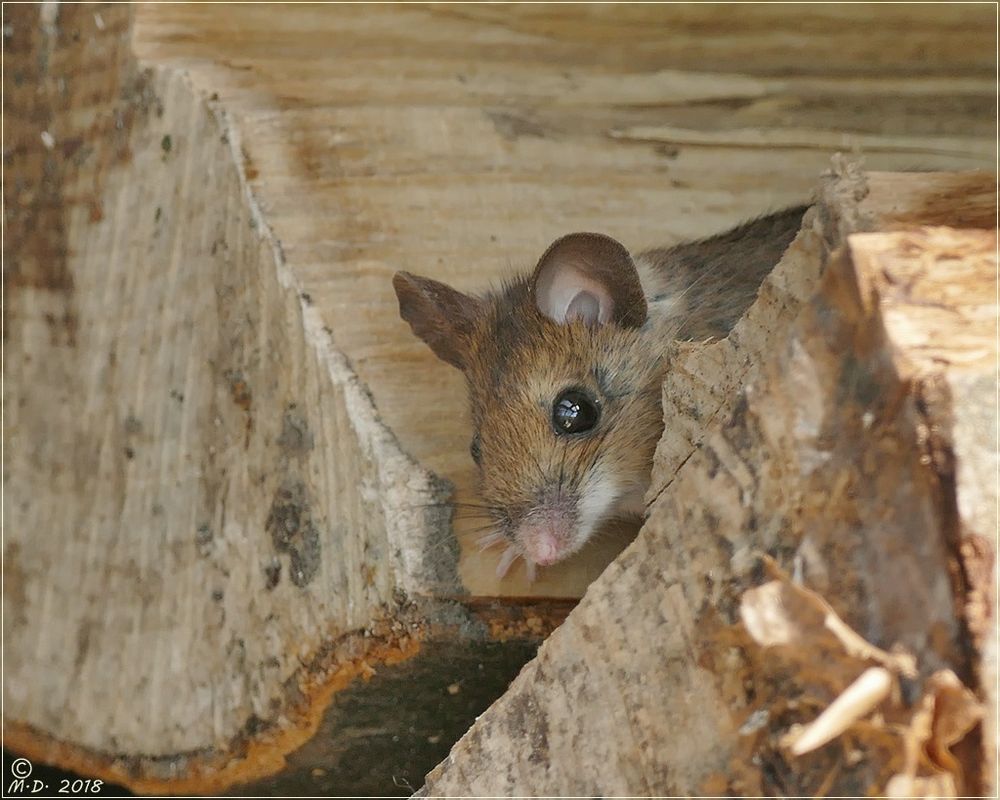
[[422, 165, 997, 797], [4, 3, 994, 795]]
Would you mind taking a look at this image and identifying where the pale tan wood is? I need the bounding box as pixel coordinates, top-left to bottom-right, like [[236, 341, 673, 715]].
[[4, 4, 455, 763], [422, 172, 996, 796], [131, 2, 994, 597], [4, 6, 474, 791], [5, 1, 996, 792], [610, 124, 989, 159], [845, 225, 998, 791]]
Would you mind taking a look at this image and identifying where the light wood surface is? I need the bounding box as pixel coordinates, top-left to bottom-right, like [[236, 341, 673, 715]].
[[132, 2, 994, 597], [5, 2, 995, 791]]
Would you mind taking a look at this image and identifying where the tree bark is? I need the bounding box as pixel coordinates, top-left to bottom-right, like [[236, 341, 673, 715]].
[[422, 167, 996, 796], [4, 2, 994, 794]]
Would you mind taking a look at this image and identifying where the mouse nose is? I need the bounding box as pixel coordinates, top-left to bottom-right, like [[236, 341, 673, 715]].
[[531, 533, 560, 566], [518, 516, 574, 566]]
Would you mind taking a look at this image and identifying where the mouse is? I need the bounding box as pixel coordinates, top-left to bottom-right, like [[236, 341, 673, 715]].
[[393, 205, 807, 580]]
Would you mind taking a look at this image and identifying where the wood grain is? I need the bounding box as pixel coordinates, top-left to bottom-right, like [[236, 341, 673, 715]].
[[131, 1, 995, 596], [423, 168, 997, 796], [5, 0, 455, 770], [5, 2, 995, 790]]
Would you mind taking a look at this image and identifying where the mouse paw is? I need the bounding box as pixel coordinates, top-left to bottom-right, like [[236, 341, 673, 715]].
[[495, 544, 519, 578], [494, 544, 539, 583]]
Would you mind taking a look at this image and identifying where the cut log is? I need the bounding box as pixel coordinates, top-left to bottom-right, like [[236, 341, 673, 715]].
[[422, 168, 996, 796], [4, 1, 994, 795], [127, 2, 994, 599]]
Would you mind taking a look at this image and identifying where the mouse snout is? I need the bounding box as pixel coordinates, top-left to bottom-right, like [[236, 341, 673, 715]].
[[515, 499, 578, 566], [520, 522, 565, 566]]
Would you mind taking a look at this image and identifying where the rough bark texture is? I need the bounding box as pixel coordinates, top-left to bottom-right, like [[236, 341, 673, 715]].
[[4, 1, 995, 795], [422, 169, 996, 796]]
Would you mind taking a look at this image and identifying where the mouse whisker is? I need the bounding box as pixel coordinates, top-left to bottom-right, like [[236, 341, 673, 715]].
[[495, 545, 519, 579], [451, 511, 504, 522], [456, 519, 506, 537], [524, 446, 547, 488], [410, 501, 506, 512], [557, 436, 568, 495], [477, 530, 506, 552], [570, 425, 594, 480], [454, 501, 507, 511], [579, 425, 611, 484], [545, 440, 556, 486]]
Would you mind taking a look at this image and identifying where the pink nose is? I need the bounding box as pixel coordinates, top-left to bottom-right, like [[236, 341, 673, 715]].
[[518, 519, 571, 566], [531, 533, 560, 566]]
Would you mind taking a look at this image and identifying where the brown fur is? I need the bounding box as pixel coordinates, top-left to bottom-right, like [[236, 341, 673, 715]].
[[463, 279, 665, 539], [637, 205, 810, 340], [394, 205, 808, 559]]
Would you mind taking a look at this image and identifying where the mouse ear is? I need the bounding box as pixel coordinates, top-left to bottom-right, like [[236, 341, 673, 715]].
[[393, 271, 483, 370], [531, 233, 646, 328]]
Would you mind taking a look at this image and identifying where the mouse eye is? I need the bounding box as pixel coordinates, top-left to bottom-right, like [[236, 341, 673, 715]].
[[552, 389, 600, 435], [469, 432, 482, 465]]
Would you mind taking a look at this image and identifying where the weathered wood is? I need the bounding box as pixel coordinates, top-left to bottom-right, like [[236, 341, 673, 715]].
[[4, 1, 499, 785], [5, 4, 512, 792], [422, 170, 996, 796], [130, 1, 994, 597], [4, 1, 995, 794]]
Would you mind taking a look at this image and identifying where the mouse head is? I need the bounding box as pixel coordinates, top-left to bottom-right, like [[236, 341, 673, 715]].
[[393, 233, 666, 575]]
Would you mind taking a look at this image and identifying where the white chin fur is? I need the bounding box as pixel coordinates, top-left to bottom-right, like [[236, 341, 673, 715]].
[[575, 469, 621, 547]]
